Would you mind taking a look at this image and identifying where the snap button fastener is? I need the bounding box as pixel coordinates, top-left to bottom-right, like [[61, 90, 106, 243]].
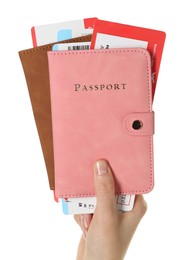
[[132, 120, 143, 130]]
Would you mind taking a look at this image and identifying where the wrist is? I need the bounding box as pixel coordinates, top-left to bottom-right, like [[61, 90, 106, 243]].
[[84, 252, 124, 260]]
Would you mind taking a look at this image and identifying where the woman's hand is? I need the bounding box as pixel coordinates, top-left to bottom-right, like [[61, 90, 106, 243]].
[[74, 159, 147, 260]]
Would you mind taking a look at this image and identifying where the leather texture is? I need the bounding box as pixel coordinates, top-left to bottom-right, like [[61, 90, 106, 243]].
[[19, 35, 92, 190], [48, 48, 154, 198]]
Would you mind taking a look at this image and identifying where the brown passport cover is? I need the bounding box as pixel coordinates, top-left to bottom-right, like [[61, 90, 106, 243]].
[[19, 35, 92, 190]]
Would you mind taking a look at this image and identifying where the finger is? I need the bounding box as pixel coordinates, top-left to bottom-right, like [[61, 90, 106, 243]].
[[94, 159, 116, 214], [74, 214, 93, 239], [123, 195, 147, 222], [132, 195, 147, 219], [80, 214, 93, 231], [74, 214, 81, 226], [121, 195, 147, 237]]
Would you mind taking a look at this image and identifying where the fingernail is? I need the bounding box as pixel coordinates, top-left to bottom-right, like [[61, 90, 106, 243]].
[[96, 160, 108, 175], [83, 229, 87, 240], [81, 215, 88, 229], [80, 215, 88, 240], [80, 215, 88, 230]]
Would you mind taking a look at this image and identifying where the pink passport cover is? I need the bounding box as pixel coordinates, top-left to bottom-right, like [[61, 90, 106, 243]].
[[47, 48, 154, 198]]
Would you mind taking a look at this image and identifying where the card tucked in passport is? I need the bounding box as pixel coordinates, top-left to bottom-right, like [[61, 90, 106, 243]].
[[47, 48, 154, 198], [19, 35, 92, 190]]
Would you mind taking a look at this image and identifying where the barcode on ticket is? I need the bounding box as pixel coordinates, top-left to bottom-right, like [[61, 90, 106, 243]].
[[68, 45, 90, 50], [52, 42, 91, 51]]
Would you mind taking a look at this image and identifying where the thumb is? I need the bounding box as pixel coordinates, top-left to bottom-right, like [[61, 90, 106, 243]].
[[94, 160, 116, 214]]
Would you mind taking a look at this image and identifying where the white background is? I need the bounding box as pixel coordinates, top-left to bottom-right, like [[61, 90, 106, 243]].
[[0, 1, 191, 259]]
